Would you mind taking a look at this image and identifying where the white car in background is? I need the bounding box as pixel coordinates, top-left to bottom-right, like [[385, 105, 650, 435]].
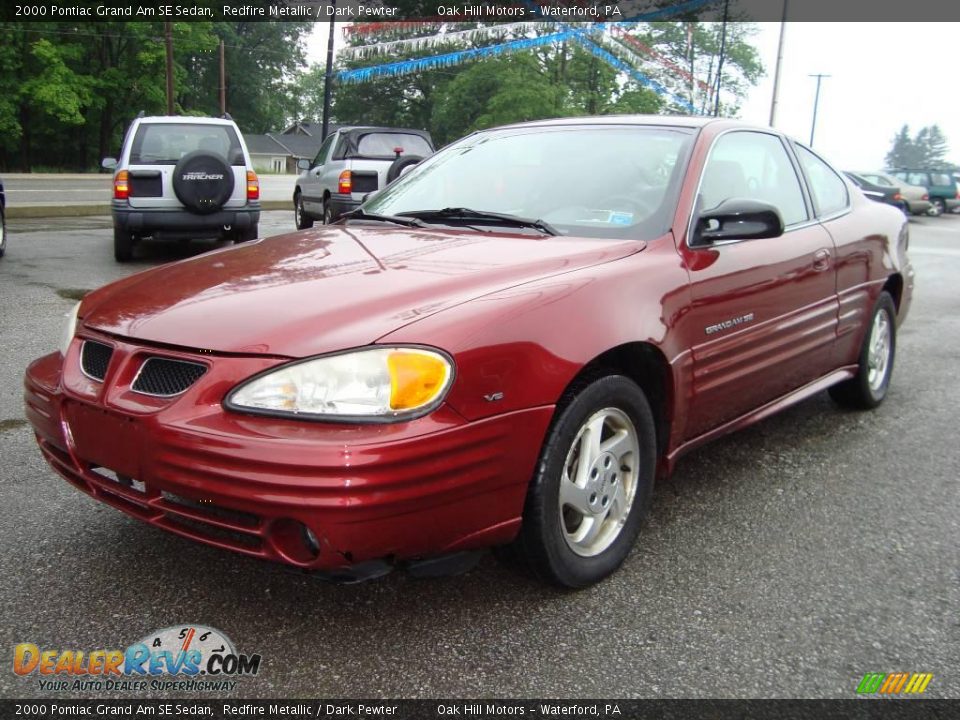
[[857, 171, 932, 216], [293, 126, 434, 228], [103, 115, 261, 262]]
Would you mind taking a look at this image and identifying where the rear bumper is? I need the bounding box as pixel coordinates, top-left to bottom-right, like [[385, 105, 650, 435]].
[[906, 199, 932, 214], [328, 194, 360, 221], [113, 202, 260, 235], [24, 343, 552, 574]]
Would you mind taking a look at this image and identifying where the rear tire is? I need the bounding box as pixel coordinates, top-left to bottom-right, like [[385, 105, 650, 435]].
[[829, 292, 896, 410], [930, 198, 945, 216], [508, 375, 657, 588], [295, 192, 313, 229], [113, 226, 134, 262], [0, 207, 6, 258], [322, 199, 333, 225], [235, 223, 258, 243]]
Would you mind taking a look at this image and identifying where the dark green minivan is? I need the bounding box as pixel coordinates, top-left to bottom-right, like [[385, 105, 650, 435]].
[[889, 169, 959, 216]]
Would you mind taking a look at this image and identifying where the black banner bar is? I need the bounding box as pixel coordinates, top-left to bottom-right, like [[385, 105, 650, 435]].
[[1, 699, 958, 720], [3, 0, 960, 23]]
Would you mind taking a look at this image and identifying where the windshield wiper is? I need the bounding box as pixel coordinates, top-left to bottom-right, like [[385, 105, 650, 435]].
[[396, 207, 559, 236], [339, 208, 427, 228]]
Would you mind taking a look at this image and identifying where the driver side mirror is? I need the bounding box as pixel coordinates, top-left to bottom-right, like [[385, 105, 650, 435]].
[[101, 157, 117, 170], [297, 158, 310, 171], [692, 198, 784, 246]]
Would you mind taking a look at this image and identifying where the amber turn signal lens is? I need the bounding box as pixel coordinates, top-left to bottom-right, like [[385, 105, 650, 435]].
[[114, 170, 129, 200], [387, 350, 451, 411], [338, 170, 352, 194]]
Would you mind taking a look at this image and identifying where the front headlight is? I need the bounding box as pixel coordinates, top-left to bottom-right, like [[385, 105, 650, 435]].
[[59, 302, 81, 356], [226, 346, 454, 421]]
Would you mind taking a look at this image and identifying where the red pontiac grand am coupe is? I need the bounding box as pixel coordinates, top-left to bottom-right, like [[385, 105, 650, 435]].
[[25, 117, 913, 587]]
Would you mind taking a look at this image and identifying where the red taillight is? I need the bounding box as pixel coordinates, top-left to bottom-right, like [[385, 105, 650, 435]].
[[246, 170, 259, 201], [113, 170, 129, 200], [893, 193, 902, 201], [338, 170, 352, 194], [922, 193, 929, 201]]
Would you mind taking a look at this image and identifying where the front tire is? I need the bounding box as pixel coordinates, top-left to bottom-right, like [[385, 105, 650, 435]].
[[295, 192, 313, 229], [829, 291, 897, 409], [113, 226, 134, 262], [511, 375, 657, 588]]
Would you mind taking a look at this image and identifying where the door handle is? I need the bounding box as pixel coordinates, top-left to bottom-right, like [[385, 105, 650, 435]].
[[813, 248, 831, 271]]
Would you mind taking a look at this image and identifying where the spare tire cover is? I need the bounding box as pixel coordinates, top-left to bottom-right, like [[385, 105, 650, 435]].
[[172, 151, 235, 215]]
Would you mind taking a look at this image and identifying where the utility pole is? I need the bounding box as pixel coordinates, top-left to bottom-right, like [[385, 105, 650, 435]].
[[219, 39, 226, 116], [164, 22, 174, 115], [769, 0, 789, 127], [713, 0, 730, 116], [808, 73, 830, 147], [321, 0, 337, 140]]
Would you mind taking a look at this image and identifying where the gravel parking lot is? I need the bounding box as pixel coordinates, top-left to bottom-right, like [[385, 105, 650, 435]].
[[1, 212, 958, 699]]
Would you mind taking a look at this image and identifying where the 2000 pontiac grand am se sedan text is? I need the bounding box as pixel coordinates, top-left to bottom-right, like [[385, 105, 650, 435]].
[[25, 117, 913, 588]]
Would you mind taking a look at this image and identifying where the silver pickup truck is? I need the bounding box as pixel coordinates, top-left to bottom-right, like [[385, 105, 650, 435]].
[[293, 126, 434, 228]]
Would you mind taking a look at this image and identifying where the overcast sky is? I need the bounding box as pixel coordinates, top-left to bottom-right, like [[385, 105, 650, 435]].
[[307, 22, 960, 170]]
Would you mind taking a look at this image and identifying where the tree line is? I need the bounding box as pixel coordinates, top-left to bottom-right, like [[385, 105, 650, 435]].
[[0, 20, 762, 172], [885, 124, 955, 170]]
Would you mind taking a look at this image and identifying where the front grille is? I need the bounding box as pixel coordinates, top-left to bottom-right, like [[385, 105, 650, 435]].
[[80, 340, 113, 381], [132, 357, 207, 397]]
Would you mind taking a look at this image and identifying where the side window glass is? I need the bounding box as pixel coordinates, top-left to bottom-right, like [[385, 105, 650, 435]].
[[313, 135, 334, 168], [907, 173, 927, 187], [795, 144, 849, 217], [700, 131, 808, 226]]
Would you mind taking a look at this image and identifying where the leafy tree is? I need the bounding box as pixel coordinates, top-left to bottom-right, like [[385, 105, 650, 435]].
[[886, 124, 951, 168]]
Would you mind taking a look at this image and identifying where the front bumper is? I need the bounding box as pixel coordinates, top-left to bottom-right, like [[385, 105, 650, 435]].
[[24, 336, 553, 574]]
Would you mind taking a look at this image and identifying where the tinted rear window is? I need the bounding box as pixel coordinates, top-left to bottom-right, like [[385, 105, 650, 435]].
[[356, 133, 432, 158], [130, 123, 244, 165]]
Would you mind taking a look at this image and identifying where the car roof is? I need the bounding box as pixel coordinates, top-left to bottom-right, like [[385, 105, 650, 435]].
[[137, 116, 237, 126], [492, 114, 728, 131]]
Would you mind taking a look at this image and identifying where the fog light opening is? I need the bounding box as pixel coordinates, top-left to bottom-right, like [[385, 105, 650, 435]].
[[269, 518, 320, 564]]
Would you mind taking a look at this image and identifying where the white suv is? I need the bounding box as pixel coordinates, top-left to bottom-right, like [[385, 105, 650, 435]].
[[293, 126, 433, 228], [103, 115, 260, 262]]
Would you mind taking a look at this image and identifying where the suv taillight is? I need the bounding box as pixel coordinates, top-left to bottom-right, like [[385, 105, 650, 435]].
[[113, 170, 129, 200], [246, 170, 259, 201], [338, 170, 352, 194]]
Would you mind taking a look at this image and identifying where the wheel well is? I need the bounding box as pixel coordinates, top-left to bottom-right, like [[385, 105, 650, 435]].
[[883, 273, 904, 312], [562, 343, 672, 460]]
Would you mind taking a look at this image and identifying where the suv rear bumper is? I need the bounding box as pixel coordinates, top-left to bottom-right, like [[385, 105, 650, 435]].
[[113, 203, 260, 235], [328, 194, 360, 221]]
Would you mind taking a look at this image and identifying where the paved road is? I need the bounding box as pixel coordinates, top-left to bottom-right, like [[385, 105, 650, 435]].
[[1, 213, 958, 699]]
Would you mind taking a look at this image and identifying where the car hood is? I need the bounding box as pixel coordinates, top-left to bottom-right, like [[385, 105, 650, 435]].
[[81, 226, 642, 357]]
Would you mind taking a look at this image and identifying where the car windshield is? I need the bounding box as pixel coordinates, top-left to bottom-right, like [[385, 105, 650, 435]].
[[130, 123, 244, 165], [363, 125, 695, 240]]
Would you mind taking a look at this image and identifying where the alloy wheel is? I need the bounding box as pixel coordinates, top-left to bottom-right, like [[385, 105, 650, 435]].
[[559, 407, 640, 557]]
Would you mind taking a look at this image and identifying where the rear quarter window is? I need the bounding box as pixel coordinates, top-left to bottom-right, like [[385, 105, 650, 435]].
[[129, 124, 244, 165]]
